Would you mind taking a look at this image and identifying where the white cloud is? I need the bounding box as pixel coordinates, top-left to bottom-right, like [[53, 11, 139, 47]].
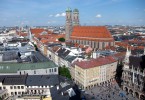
[[96, 14, 102, 18], [55, 13, 66, 17], [61, 13, 66, 16], [49, 14, 53, 17], [55, 14, 60, 17]]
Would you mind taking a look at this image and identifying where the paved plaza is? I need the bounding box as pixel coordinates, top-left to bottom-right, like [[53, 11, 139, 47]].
[[82, 81, 139, 100]]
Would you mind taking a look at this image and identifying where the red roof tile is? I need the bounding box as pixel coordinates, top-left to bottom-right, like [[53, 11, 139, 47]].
[[30, 28, 44, 34], [71, 26, 114, 41], [18, 32, 28, 36], [40, 38, 49, 44], [74, 56, 116, 69]]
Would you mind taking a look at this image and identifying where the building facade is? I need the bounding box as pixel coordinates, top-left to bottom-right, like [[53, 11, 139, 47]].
[[70, 26, 114, 49], [0, 75, 77, 100], [65, 8, 73, 41], [0, 62, 58, 75], [65, 8, 114, 49], [73, 9, 79, 26], [122, 49, 145, 100], [0, 89, 9, 100], [70, 56, 117, 90]]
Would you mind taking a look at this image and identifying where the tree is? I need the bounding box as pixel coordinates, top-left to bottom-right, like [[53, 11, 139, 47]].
[[58, 37, 65, 42], [59, 65, 71, 79]]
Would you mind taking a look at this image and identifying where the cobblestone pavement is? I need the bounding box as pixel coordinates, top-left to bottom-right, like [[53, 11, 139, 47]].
[[82, 81, 139, 100]]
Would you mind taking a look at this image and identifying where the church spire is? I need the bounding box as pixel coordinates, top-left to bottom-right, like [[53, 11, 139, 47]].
[[126, 46, 131, 57], [73, 9, 79, 26], [124, 46, 131, 64]]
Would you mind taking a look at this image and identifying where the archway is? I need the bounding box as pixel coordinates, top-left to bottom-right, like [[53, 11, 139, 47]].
[[134, 92, 139, 99], [129, 89, 133, 96], [140, 95, 145, 100]]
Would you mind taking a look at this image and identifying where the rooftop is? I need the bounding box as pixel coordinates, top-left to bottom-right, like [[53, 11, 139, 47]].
[[129, 55, 145, 70], [0, 61, 57, 73], [73, 9, 79, 13], [71, 26, 114, 41], [0, 75, 27, 85], [74, 56, 117, 69], [26, 75, 59, 86], [66, 7, 72, 12]]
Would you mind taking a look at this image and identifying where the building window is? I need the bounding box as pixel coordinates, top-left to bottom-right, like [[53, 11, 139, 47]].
[[46, 70, 47, 73], [0, 87, 1, 90], [49, 69, 51, 73], [34, 70, 36, 74], [18, 86, 20, 89], [3, 87, 6, 89], [10, 86, 13, 89], [18, 92, 21, 94], [54, 68, 57, 72], [21, 86, 24, 89], [78, 72, 80, 75], [102, 42, 105, 48], [14, 86, 16, 89], [11, 92, 13, 95], [98, 42, 99, 48]]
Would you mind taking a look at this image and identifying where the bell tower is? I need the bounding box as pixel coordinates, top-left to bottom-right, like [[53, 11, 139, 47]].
[[65, 8, 72, 41], [123, 47, 131, 69], [73, 9, 79, 26]]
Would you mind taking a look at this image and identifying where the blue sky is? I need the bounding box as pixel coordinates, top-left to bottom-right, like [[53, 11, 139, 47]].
[[0, 0, 145, 26]]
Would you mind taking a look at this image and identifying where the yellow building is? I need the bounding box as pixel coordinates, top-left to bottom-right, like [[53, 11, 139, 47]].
[[43, 97, 52, 100], [71, 56, 117, 90]]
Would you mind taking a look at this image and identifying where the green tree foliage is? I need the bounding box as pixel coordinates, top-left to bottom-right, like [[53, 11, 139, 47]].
[[59, 65, 71, 79], [58, 37, 65, 42]]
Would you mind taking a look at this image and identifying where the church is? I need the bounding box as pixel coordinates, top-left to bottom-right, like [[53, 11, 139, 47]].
[[65, 8, 114, 49], [122, 48, 145, 100]]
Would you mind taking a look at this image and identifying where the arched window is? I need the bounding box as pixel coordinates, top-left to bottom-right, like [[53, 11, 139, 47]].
[[34, 70, 36, 74], [54, 68, 57, 72], [102, 42, 105, 48]]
